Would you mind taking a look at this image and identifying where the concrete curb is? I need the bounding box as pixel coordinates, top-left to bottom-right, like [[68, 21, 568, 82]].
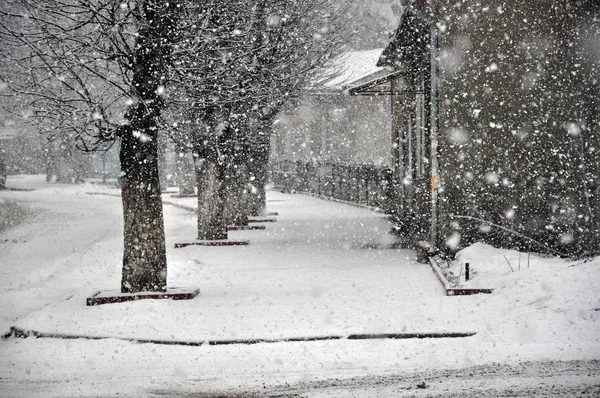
[[4, 327, 476, 347]]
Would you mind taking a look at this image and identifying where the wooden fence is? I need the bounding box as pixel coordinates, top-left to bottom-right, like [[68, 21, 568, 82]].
[[269, 160, 393, 211]]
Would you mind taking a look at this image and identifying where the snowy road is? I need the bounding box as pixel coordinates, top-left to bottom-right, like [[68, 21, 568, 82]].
[[0, 177, 123, 334], [0, 199, 31, 234], [260, 359, 600, 397]]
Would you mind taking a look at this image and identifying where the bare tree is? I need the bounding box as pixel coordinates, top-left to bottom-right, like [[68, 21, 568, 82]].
[[0, 0, 182, 293], [166, 0, 348, 238]]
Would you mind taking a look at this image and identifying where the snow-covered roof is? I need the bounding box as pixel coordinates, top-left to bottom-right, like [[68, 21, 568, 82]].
[[313, 48, 392, 93]]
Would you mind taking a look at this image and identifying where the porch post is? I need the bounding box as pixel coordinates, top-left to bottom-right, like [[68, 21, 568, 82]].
[[429, 23, 440, 247], [390, 75, 406, 218]]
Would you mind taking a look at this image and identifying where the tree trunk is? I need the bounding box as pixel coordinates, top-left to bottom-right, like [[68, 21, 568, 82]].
[[195, 155, 228, 240], [119, 0, 178, 293], [247, 119, 272, 216], [176, 151, 196, 195], [248, 155, 269, 216], [221, 120, 250, 226], [120, 119, 167, 293], [224, 163, 250, 225], [55, 144, 74, 183], [101, 154, 107, 184], [248, 160, 268, 217], [158, 132, 169, 192]]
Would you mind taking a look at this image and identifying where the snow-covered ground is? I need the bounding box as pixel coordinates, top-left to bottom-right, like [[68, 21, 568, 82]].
[[0, 175, 599, 397]]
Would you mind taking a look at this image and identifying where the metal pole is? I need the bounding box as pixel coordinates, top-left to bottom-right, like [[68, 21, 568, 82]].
[[429, 22, 440, 248]]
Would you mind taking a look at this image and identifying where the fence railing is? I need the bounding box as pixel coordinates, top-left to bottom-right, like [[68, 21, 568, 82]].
[[269, 160, 393, 211]]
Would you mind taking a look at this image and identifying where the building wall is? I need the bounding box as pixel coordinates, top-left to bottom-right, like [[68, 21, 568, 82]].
[[271, 94, 391, 166], [434, 0, 600, 254]]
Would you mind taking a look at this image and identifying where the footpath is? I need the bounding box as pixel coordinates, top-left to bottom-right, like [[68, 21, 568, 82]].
[[4, 177, 460, 342]]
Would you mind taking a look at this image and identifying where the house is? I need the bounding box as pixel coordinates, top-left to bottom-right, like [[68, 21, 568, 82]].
[[270, 49, 393, 166], [271, 0, 599, 256], [372, 0, 599, 255]]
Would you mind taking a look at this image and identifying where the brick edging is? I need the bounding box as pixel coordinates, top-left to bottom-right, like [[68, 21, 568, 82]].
[[86, 287, 200, 306]]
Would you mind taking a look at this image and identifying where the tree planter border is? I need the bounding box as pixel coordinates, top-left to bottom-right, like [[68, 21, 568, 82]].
[[429, 256, 493, 296], [1, 187, 35, 192], [227, 225, 266, 231], [447, 288, 494, 295], [174, 240, 250, 248], [248, 217, 277, 223], [86, 287, 200, 306]]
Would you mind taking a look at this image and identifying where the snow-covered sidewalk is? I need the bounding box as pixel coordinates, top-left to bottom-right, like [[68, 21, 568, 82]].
[[1, 175, 599, 397], [3, 175, 456, 342]]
